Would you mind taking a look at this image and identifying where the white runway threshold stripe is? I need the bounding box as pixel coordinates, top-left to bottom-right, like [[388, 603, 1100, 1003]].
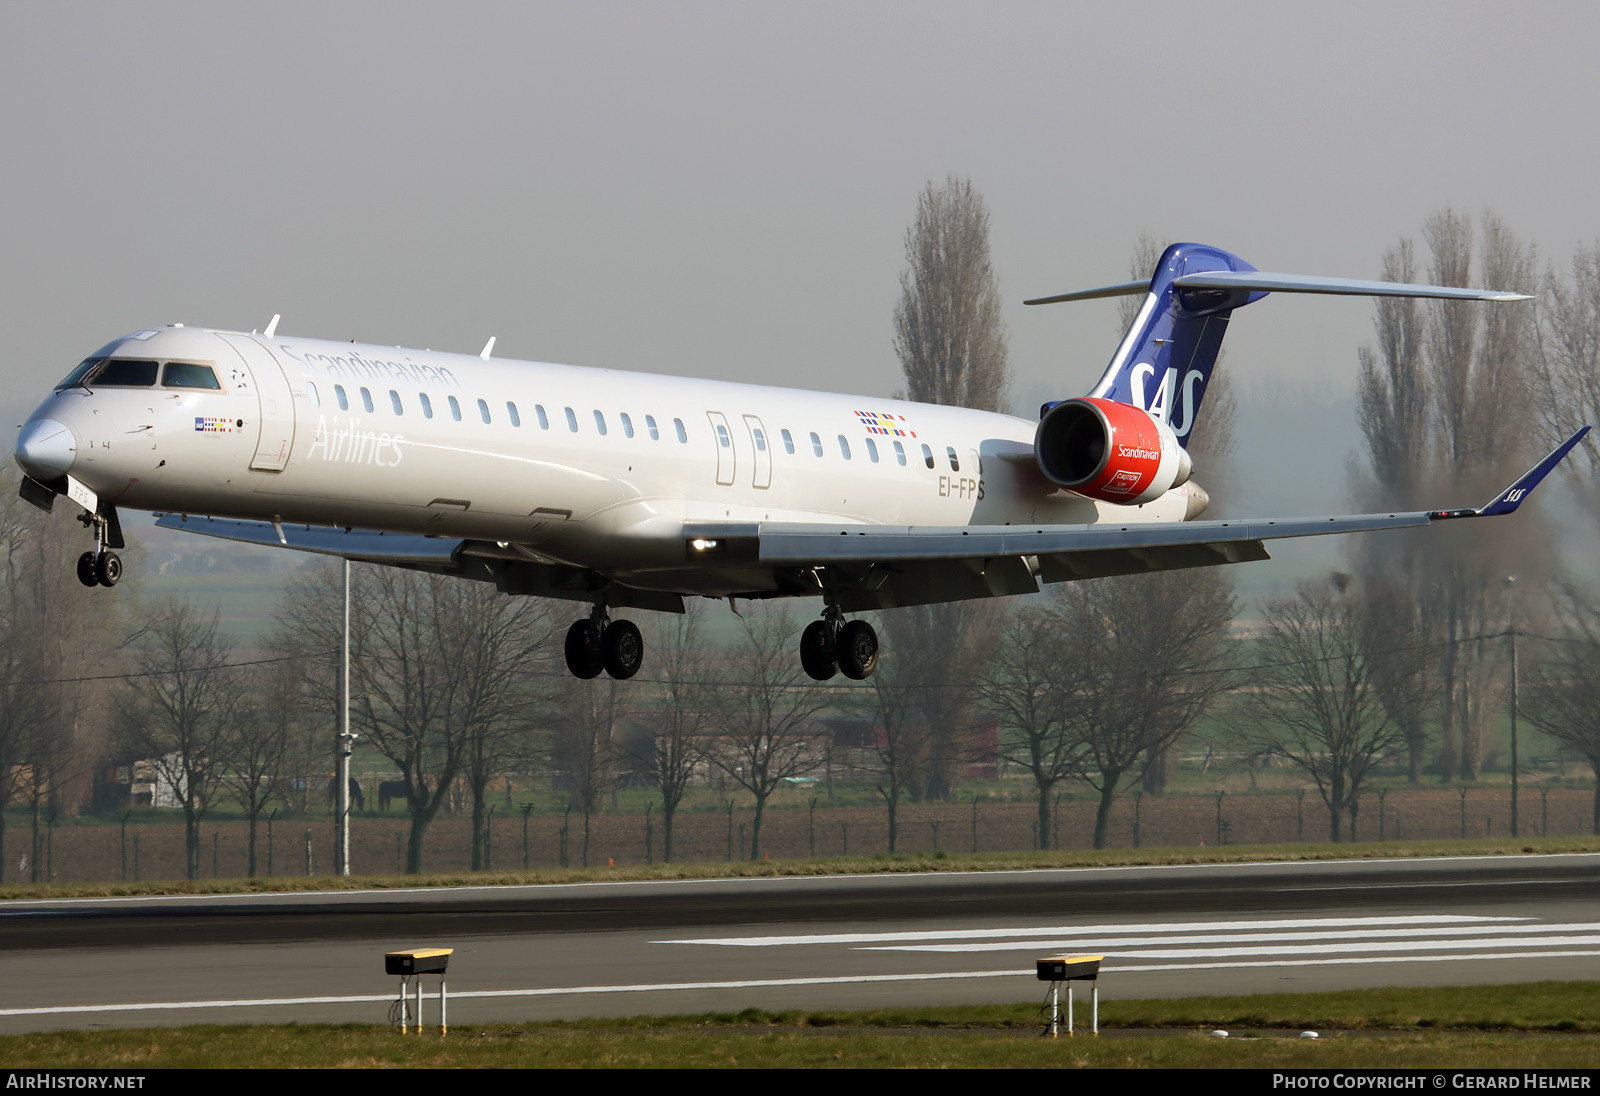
[[659, 914, 1530, 947]]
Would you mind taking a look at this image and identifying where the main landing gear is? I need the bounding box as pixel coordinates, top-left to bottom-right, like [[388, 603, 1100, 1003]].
[[800, 607, 878, 681], [563, 609, 644, 680], [75, 509, 122, 588]]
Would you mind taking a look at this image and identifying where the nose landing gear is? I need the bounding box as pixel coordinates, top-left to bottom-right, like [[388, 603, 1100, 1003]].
[[75, 507, 123, 588], [564, 609, 644, 680], [799, 606, 878, 681]]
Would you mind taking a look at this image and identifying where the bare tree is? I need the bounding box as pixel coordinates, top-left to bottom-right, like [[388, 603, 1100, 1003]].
[[1057, 572, 1235, 848], [707, 607, 829, 860], [893, 175, 1010, 413], [216, 657, 298, 877], [1355, 212, 1545, 782], [551, 676, 626, 867], [121, 601, 242, 879], [1523, 586, 1600, 833], [280, 563, 551, 874], [1353, 240, 1438, 781], [0, 482, 49, 881], [450, 595, 561, 870], [1240, 580, 1410, 841], [1534, 240, 1600, 517], [859, 645, 943, 852], [974, 603, 1081, 850], [886, 176, 1010, 801], [639, 608, 715, 862]]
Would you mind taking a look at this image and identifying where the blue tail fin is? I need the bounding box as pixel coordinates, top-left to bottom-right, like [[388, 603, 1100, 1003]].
[[1028, 241, 1533, 449], [1086, 243, 1265, 448]]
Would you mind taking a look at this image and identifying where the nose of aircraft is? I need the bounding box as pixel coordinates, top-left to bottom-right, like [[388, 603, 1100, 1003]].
[[15, 418, 76, 480]]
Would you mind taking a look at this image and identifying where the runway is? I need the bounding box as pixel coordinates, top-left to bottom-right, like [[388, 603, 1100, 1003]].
[[1, 854, 1597, 1032]]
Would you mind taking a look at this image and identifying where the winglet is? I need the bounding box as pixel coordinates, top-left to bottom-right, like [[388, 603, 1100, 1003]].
[[1430, 426, 1591, 520]]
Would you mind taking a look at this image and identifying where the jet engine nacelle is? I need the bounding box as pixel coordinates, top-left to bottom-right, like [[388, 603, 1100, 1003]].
[[1034, 397, 1192, 505]]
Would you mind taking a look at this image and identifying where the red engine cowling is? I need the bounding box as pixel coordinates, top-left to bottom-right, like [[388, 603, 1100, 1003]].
[[1033, 397, 1191, 505]]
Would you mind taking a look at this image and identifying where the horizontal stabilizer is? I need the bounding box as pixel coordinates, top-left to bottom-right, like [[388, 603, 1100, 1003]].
[[1171, 270, 1532, 302], [1024, 280, 1147, 306]]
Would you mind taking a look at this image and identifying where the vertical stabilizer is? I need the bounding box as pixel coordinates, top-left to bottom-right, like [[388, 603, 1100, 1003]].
[[1085, 243, 1266, 448]]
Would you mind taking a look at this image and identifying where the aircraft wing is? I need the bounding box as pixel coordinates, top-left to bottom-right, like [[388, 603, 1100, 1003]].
[[685, 427, 1591, 611], [152, 516, 464, 566], [153, 428, 1587, 614]]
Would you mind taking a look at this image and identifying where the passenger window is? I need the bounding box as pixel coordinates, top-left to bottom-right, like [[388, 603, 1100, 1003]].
[[335, 385, 349, 411], [94, 359, 158, 387], [754, 428, 767, 452], [306, 382, 320, 408], [566, 407, 579, 432], [947, 447, 959, 471], [448, 396, 462, 421], [390, 390, 404, 415], [838, 435, 851, 460], [593, 410, 607, 435], [922, 443, 934, 469], [479, 398, 491, 424], [781, 429, 795, 454], [507, 402, 521, 427], [674, 418, 687, 443], [420, 393, 434, 418], [715, 423, 731, 448], [893, 439, 906, 466], [620, 412, 634, 438], [360, 388, 375, 413], [162, 362, 221, 389], [536, 404, 549, 429], [645, 414, 659, 440], [810, 432, 823, 457], [865, 438, 879, 463]]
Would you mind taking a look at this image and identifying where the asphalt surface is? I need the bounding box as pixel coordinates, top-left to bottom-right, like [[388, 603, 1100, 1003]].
[[2, 854, 1597, 1032]]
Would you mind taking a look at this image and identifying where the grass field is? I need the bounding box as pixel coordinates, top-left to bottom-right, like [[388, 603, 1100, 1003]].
[[4, 984, 1598, 1068]]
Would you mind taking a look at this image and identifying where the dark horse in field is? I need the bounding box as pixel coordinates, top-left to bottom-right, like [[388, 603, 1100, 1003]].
[[326, 776, 365, 814]]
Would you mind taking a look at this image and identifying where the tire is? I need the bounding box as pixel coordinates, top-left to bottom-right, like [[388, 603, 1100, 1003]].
[[77, 552, 100, 588], [564, 619, 604, 679], [602, 619, 644, 680], [799, 619, 838, 681], [836, 619, 879, 680], [95, 551, 122, 588]]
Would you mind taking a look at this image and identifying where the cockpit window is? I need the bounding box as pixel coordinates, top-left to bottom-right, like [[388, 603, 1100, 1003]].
[[56, 358, 104, 389], [89, 359, 158, 387], [59, 357, 220, 391], [161, 362, 221, 389]]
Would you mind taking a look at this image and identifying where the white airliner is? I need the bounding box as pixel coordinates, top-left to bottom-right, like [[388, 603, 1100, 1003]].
[[13, 243, 1587, 682]]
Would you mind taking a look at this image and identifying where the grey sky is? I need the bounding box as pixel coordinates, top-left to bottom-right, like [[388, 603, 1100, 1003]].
[[3, 0, 1593, 573]]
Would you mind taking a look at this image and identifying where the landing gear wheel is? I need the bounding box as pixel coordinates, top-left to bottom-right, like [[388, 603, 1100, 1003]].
[[800, 619, 838, 681], [77, 552, 99, 588], [564, 619, 604, 679], [601, 619, 644, 680], [95, 551, 122, 588], [836, 619, 879, 680]]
